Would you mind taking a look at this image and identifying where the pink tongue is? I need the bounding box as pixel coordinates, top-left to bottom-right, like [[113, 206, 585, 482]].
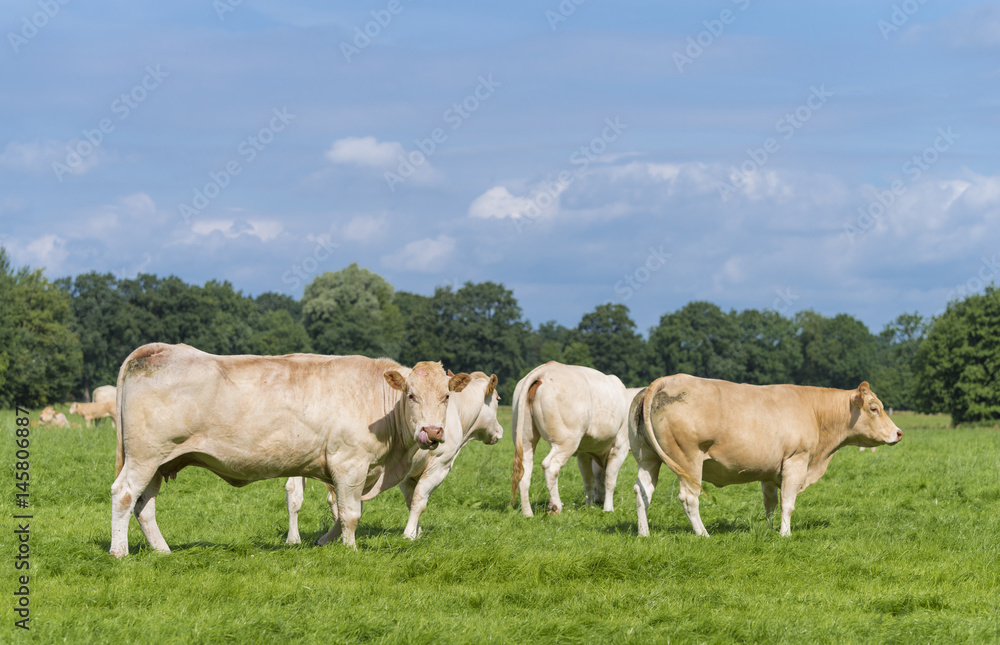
[[418, 429, 429, 445]]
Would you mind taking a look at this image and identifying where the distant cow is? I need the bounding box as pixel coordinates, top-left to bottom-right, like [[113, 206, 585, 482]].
[[110, 343, 470, 557], [69, 401, 116, 427], [511, 362, 631, 516], [286, 371, 503, 543], [629, 375, 902, 537], [92, 385, 116, 403], [39, 406, 70, 428]]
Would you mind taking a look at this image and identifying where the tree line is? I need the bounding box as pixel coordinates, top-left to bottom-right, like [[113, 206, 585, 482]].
[[1, 249, 997, 423]]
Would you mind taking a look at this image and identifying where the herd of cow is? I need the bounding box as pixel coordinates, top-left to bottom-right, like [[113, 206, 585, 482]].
[[95, 342, 901, 558], [38, 384, 118, 429]]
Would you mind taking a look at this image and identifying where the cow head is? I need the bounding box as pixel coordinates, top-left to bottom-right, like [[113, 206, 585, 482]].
[[69, 403, 79, 415], [385, 361, 471, 450], [39, 406, 56, 423], [848, 382, 903, 447], [463, 373, 503, 446]]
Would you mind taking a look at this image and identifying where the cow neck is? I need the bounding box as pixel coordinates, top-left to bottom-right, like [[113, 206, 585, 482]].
[[454, 380, 485, 440], [812, 388, 857, 462]]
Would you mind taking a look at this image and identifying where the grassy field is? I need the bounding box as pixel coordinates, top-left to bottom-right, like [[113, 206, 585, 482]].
[[2, 404, 999, 643]]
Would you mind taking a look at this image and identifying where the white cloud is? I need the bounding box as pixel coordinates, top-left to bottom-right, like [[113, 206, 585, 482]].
[[191, 218, 283, 242], [326, 136, 404, 167], [342, 214, 387, 243], [382, 234, 456, 273], [468, 183, 567, 221]]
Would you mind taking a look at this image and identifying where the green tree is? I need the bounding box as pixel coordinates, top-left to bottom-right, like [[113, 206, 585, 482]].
[[647, 301, 745, 382], [737, 308, 801, 385], [402, 281, 529, 400], [795, 311, 876, 390], [255, 292, 303, 323], [301, 264, 403, 358], [915, 288, 1000, 423], [574, 303, 645, 385], [0, 248, 82, 407], [57, 272, 137, 398], [870, 312, 924, 409]]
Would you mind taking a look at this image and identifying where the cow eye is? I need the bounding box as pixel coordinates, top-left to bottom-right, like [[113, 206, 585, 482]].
[[869, 405, 879, 414], [408, 393, 417, 403]]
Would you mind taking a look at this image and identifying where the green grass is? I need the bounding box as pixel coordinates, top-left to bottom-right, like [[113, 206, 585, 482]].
[[3, 405, 999, 643]]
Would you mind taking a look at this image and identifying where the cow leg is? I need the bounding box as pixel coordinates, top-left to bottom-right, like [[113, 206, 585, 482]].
[[602, 438, 630, 513], [518, 436, 539, 517], [678, 459, 709, 537], [576, 454, 598, 506], [285, 477, 304, 545], [541, 443, 575, 515], [133, 475, 169, 554], [326, 484, 338, 522], [110, 462, 162, 558], [778, 457, 808, 537], [761, 481, 779, 527], [593, 459, 607, 506], [317, 467, 364, 548], [633, 449, 661, 537], [402, 466, 451, 540]]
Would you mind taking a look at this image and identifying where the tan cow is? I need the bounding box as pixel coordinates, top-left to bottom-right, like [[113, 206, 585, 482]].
[[629, 375, 903, 538], [92, 385, 116, 403], [39, 406, 70, 427], [69, 400, 116, 427], [285, 371, 503, 543], [511, 362, 631, 516], [110, 343, 470, 557]]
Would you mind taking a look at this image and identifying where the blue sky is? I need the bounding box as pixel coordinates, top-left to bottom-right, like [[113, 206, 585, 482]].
[[2, 0, 999, 336]]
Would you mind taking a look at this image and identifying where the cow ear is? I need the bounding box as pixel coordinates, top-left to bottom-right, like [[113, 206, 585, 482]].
[[486, 374, 498, 397], [448, 372, 472, 392], [851, 383, 868, 408], [384, 370, 407, 391]]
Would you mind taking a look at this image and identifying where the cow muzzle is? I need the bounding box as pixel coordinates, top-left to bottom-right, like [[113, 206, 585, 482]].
[[417, 426, 444, 450]]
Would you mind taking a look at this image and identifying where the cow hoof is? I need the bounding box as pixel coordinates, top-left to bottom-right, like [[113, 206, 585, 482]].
[[547, 504, 561, 516]]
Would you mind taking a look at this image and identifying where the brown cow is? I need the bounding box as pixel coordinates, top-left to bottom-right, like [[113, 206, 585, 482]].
[[629, 375, 902, 537], [110, 343, 470, 557]]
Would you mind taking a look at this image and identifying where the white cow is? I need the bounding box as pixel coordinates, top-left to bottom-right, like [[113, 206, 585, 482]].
[[285, 371, 503, 543], [92, 385, 116, 403], [110, 343, 471, 557], [69, 400, 116, 427], [511, 361, 631, 516]]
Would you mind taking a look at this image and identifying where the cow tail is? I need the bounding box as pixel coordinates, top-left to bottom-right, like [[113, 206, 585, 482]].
[[510, 375, 540, 506], [115, 355, 128, 476], [641, 379, 702, 495]]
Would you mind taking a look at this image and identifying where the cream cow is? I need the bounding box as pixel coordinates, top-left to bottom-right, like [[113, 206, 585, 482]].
[[285, 371, 503, 543], [110, 343, 470, 557], [511, 362, 631, 516]]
